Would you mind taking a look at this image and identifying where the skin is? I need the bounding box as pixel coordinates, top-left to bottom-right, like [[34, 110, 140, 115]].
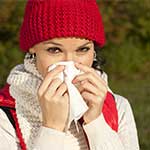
[[29, 37, 108, 131]]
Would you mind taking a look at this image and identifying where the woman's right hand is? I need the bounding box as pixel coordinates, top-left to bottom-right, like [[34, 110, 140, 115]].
[[38, 65, 69, 132]]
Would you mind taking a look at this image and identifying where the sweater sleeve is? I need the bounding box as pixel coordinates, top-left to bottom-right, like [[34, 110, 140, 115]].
[[83, 94, 140, 150], [32, 126, 65, 150], [0, 109, 66, 150], [0, 109, 19, 150]]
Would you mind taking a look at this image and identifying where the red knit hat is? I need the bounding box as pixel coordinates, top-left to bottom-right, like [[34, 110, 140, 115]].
[[19, 0, 106, 52]]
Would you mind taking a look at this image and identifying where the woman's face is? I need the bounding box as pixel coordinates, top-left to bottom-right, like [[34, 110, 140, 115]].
[[30, 37, 95, 77]]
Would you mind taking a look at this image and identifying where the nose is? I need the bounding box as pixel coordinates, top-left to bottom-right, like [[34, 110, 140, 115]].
[[64, 53, 74, 62]]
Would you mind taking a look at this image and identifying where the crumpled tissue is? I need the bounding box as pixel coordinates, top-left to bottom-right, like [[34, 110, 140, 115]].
[[48, 61, 89, 129]]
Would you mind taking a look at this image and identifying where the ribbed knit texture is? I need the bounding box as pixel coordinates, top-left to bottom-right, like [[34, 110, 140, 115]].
[[19, 0, 105, 51]]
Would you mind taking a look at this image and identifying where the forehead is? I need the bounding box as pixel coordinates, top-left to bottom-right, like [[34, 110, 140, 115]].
[[42, 37, 93, 45]]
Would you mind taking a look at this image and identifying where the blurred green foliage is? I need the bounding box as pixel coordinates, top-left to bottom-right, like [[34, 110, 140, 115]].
[[0, 0, 150, 149], [98, 0, 150, 80], [0, 0, 25, 86]]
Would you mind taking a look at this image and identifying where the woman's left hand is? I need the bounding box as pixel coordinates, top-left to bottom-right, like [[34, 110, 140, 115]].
[[72, 62, 108, 124]]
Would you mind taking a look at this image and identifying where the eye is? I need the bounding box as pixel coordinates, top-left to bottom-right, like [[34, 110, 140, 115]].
[[46, 47, 62, 54], [77, 47, 90, 52]]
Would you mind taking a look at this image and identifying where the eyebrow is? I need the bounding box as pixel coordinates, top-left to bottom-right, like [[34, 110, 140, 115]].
[[43, 41, 92, 49]]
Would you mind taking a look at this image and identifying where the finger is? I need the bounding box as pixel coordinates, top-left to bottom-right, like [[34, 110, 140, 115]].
[[73, 73, 107, 88], [73, 73, 107, 93], [80, 81, 100, 95], [74, 69, 108, 93], [75, 62, 95, 73], [75, 63, 100, 80], [44, 78, 63, 99], [63, 93, 69, 101], [38, 65, 64, 96], [56, 82, 68, 96], [81, 91, 103, 106], [81, 91, 96, 105], [74, 63, 106, 85], [73, 72, 95, 84], [74, 82, 84, 93]]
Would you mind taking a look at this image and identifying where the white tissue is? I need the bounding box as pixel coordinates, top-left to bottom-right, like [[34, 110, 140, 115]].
[[48, 61, 88, 128]]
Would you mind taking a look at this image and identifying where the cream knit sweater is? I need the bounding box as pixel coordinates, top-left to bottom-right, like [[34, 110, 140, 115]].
[[0, 54, 140, 150]]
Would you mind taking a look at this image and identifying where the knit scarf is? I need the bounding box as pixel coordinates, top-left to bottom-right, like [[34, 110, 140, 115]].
[[7, 53, 43, 149]]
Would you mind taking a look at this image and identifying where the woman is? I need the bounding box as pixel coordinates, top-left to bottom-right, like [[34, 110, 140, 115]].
[[0, 0, 139, 150]]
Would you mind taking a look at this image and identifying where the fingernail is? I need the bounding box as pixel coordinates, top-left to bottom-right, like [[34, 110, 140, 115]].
[[72, 79, 76, 83]]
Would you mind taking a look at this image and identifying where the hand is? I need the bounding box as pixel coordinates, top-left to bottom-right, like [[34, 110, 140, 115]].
[[38, 65, 69, 131], [72, 63, 108, 124]]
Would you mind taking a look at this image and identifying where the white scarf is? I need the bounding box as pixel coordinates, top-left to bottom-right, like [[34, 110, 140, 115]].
[[7, 53, 43, 149]]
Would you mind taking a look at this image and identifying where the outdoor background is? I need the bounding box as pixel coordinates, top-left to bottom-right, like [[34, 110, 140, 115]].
[[0, 0, 149, 149]]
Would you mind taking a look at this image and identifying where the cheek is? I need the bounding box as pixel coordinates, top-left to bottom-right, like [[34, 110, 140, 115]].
[[77, 52, 94, 67], [35, 56, 49, 77], [35, 54, 61, 77]]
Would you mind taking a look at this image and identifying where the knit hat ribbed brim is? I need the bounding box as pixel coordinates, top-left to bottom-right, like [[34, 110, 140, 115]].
[[19, 0, 106, 52]]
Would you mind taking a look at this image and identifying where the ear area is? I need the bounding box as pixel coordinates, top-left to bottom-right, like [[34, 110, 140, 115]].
[[29, 47, 36, 53]]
